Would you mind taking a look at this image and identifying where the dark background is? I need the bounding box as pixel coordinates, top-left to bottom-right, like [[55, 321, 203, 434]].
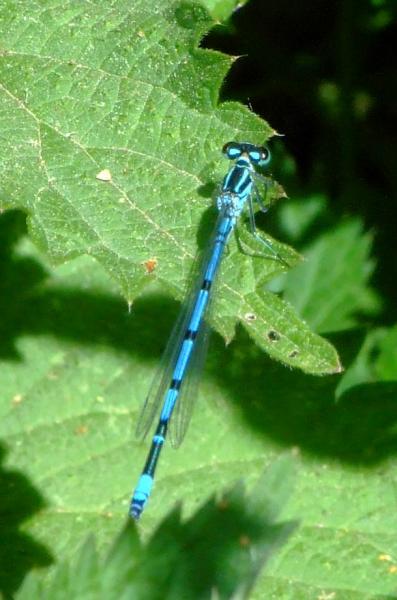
[[203, 0, 397, 324]]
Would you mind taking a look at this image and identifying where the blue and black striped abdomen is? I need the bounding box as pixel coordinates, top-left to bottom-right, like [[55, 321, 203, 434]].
[[159, 214, 233, 424]]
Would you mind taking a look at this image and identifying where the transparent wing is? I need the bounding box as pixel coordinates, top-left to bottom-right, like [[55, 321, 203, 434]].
[[168, 297, 212, 448], [135, 295, 196, 441], [135, 209, 227, 446]]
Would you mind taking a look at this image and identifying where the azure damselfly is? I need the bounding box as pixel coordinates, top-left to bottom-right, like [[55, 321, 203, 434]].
[[130, 141, 286, 519]]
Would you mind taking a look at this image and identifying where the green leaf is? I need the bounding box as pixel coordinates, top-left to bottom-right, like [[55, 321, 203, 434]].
[[335, 329, 381, 398], [0, 0, 339, 374], [375, 324, 397, 381], [17, 458, 296, 599], [277, 193, 328, 242], [1, 224, 396, 598], [236, 289, 342, 374], [199, 0, 248, 21], [282, 218, 381, 334]]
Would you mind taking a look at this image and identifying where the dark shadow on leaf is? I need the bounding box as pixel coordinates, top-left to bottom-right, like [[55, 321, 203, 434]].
[[0, 443, 53, 597], [35, 460, 296, 598], [209, 326, 397, 466], [0, 210, 49, 359], [195, 180, 217, 199], [194, 203, 218, 253], [109, 458, 296, 599], [0, 210, 181, 362], [2, 210, 397, 471]]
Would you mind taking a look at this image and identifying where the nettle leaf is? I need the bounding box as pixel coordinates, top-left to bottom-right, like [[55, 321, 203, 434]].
[[17, 457, 296, 600], [375, 324, 397, 381], [335, 329, 381, 398], [277, 193, 328, 242], [283, 218, 381, 334], [0, 0, 339, 374], [200, 0, 248, 21], [1, 222, 397, 598]]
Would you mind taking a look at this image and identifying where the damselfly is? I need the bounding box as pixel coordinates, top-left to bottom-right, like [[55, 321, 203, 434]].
[[130, 141, 286, 519]]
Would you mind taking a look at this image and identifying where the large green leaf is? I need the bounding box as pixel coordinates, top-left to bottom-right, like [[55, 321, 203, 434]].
[[17, 457, 296, 599], [1, 218, 396, 598], [282, 218, 380, 334], [0, 0, 339, 374], [375, 324, 397, 381]]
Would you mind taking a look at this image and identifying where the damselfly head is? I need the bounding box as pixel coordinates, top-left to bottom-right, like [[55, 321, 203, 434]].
[[222, 142, 271, 167]]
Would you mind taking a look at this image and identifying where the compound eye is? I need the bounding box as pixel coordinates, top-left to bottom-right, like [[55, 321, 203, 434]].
[[255, 146, 271, 166], [222, 142, 242, 160]]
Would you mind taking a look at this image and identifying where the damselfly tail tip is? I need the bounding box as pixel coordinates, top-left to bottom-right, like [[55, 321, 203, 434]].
[[129, 501, 143, 520], [130, 474, 152, 519]]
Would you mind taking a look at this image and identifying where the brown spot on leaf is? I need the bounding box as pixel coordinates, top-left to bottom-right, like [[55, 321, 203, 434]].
[[143, 258, 158, 274], [75, 424, 89, 436]]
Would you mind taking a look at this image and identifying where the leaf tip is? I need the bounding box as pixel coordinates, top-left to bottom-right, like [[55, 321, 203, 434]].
[[334, 358, 344, 374], [271, 127, 284, 138]]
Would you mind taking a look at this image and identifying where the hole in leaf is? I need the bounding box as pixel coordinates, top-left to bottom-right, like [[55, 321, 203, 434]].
[[244, 312, 257, 322], [267, 330, 280, 341]]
